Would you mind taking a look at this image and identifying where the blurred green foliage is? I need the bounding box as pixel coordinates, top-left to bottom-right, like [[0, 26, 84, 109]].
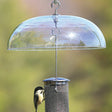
[[0, 0, 112, 112]]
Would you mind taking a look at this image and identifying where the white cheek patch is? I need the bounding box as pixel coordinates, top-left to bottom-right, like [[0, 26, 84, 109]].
[[35, 90, 43, 95]]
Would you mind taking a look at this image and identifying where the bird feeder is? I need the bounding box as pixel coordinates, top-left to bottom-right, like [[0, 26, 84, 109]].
[[8, 0, 106, 112], [44, 77, 70, 112]]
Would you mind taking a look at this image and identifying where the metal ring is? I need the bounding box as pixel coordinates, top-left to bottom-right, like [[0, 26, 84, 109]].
[[51, 0, 61, 15], [51, 0, 61, 8]]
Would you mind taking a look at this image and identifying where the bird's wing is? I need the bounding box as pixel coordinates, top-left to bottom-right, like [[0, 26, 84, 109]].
[[34, 94, 38, 112]]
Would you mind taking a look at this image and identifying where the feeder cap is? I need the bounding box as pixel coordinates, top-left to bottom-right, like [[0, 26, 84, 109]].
[[43, 77, 70, 82]]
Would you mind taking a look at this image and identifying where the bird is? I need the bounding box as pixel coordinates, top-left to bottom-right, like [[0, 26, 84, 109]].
[[34, 86, 44, 112]]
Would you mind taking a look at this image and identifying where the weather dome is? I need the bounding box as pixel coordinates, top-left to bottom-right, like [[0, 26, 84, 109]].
[[8, 15, 106, 51]]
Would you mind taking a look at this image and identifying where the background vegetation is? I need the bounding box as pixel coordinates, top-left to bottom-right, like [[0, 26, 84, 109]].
[[0, 0, 112, 112]]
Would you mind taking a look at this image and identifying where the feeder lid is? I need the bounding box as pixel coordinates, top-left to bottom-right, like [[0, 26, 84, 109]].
[[43, 77, 70, 82], [8, 15, 106, 51]]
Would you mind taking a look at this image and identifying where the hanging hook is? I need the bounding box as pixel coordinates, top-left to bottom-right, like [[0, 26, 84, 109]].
[[51, 0, 61, 15]]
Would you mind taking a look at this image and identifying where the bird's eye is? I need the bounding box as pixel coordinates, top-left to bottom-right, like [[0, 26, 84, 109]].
[[41, 91, 43, 94]]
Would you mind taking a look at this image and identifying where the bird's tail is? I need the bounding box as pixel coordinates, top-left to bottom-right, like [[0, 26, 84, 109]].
[[35, 109, 37, 112], [35, 106, 38, 112]]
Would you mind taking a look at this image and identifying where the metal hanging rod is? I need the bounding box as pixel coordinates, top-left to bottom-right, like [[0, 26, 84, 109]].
[[51, 0, 61, 92]]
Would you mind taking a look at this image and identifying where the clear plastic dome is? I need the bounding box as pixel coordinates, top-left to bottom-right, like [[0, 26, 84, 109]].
[[8, 15, 106, 51]]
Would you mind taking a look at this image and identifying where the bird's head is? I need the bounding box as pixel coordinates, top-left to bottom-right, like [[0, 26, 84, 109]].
[[34, 86, 44, 95]]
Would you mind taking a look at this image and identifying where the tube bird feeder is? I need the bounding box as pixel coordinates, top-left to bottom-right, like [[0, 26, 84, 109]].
[[44, 77, 70, 112]]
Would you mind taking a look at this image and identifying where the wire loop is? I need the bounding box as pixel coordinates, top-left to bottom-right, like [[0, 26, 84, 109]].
[[51, 0, 61, 15]]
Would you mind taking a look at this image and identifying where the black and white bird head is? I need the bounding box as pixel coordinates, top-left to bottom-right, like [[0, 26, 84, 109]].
[[34, 86, 44, 95]]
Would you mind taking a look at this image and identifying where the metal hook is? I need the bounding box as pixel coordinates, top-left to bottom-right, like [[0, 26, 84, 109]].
[[51, 0, 61, 15], [51, 0, 61, 8], [55, 86, 58, 93]]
